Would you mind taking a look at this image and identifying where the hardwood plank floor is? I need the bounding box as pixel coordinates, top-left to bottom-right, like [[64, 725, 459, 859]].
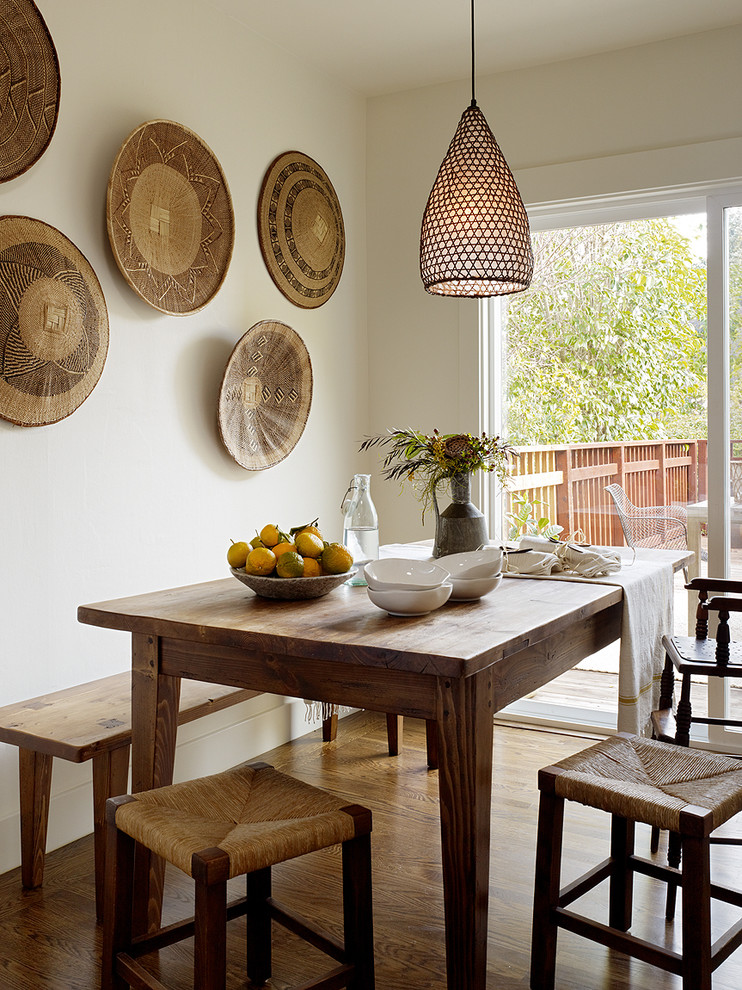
[[1, 712, 741, 989]]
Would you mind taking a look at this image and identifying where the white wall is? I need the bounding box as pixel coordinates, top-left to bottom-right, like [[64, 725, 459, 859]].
[[0, 0, 368, 872], [366, 26, 742, 544]]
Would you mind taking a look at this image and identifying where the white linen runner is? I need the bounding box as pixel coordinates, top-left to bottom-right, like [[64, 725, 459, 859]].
[[381, 541, 678, 736]]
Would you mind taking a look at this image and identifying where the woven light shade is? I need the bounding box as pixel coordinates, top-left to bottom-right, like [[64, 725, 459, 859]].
[[420, 103, 533, 298]]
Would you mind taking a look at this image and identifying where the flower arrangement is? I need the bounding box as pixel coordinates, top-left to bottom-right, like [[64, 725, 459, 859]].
[[359, 428, 516, 520]]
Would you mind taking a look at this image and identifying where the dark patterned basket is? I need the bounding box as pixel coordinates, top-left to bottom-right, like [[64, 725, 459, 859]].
[[0, 216, 109, 426], [258, 151, 345, 308]]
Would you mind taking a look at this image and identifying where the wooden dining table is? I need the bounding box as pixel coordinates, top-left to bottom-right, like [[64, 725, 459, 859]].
[[79, 571, 631, 989]]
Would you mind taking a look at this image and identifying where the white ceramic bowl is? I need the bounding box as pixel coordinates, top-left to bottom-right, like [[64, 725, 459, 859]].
[[363, 558, 450, 592], [448, 573, 503, 601], [437, 547, 504, 580], [367, 581, 452, 616]]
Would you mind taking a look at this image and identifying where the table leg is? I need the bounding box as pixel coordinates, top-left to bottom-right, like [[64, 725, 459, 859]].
[[130, 633, 181, 933], [435, 669, 495, 990]]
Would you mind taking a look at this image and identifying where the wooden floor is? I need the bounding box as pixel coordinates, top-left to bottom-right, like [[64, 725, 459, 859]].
[[2, 712, 742, 989]]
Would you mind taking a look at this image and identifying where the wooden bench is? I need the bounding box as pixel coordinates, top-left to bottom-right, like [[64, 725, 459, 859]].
[[0, 672, 259, 920]]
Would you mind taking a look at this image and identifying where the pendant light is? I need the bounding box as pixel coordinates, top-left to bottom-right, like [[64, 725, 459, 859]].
[[420, 0, 534, 297]]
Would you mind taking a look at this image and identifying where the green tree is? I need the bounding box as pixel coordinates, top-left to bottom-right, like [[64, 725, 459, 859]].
[[504, 219, 707, 444]]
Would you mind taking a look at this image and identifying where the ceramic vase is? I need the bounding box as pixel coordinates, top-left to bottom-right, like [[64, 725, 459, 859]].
[[433, 473, 489, 558]]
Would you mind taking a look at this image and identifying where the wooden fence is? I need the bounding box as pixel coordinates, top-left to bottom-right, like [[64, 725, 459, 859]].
[[506, 440, 708, 546]]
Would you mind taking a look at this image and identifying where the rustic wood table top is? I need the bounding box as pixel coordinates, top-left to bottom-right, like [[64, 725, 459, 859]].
[[78, 575, 623, 678]]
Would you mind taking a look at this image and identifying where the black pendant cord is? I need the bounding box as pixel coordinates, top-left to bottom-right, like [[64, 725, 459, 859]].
[[470, 0, 477, 108]]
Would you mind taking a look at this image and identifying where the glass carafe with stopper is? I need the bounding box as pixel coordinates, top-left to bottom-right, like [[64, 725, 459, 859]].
[[341, 473, 379, 585]]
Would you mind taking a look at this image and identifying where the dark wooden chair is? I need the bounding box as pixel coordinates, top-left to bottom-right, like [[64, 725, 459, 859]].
[[102, 761, 374, 990], [531, 733, 742, 990], [650, 576, 742, 915]]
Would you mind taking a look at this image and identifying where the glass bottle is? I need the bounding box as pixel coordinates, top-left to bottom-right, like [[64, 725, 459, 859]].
[[341, 473, 379, 585]]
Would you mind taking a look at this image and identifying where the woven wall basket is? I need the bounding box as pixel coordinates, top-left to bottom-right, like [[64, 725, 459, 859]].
[[0, 216, 109, 427], [258, 151, 345, 309], [218, 320, 313, 470], [0, 0, 60, 182], [106, 120, 235, 316]]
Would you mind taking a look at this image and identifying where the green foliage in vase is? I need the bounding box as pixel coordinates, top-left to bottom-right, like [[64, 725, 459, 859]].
[[506, 492, 563, 541], [359, 428, 516, 521]]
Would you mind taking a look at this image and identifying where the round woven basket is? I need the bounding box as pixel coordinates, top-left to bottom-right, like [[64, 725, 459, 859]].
[[106, 119, 235, 316], [0, 216, 109, 427], [218, 320, 313, 470], [0, 0, 60, 182], [257, 151, 345, 309]]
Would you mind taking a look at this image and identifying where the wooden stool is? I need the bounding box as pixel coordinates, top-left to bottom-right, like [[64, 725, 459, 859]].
[[531, 733, 742, 990], [102, 761, 374, 990]]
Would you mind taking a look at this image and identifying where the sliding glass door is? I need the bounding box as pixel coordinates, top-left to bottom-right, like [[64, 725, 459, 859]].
[[483, 184, 742, 738]]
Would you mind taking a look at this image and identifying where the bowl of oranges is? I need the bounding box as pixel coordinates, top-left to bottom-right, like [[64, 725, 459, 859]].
[[227, 520, 356, 600]]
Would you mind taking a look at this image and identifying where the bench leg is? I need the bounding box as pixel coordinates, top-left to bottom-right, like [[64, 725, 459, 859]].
[[386, 714, 403, 755], [93, 747, 130, 922], [425, 719, 439, 770], [322, 712, 338, 742], [19, 748, 53, 891]]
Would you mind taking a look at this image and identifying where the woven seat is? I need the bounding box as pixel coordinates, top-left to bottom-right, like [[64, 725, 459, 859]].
[[531, 733, 742, 990], [102, 762, 374, 990]]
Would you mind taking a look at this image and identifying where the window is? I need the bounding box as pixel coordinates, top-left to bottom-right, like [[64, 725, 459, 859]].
[[481, 183, 742, 742]]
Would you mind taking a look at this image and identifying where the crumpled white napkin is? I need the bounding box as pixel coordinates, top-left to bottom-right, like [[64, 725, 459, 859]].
[[554, 542, 622, 577], [511, 536, 622, 578], [504, 550, 561, 574]]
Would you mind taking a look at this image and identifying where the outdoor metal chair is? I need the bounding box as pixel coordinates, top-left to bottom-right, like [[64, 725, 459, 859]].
[[604, 482, 689, 580]]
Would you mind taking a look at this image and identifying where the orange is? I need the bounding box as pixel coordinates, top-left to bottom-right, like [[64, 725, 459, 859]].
[[276, 551, 304, 578], [291, 519, 322, 540], [226, 540, 249, 568], [272, 540, 296, 558], [295, 531, 324, 558], [302, 557, 322, 577], [259, 524, 281, 547], [321, 543, 353, 575], [245, 547, 277, 575]]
